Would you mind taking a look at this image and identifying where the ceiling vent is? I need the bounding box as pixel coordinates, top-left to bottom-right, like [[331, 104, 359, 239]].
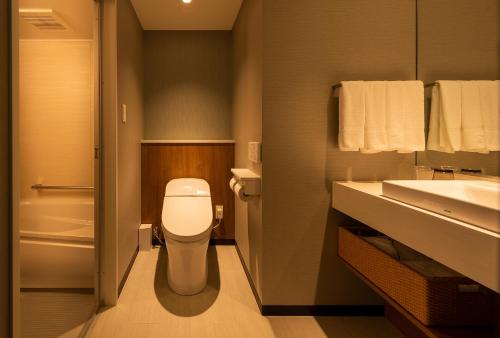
[[19, 8, 69, 30]]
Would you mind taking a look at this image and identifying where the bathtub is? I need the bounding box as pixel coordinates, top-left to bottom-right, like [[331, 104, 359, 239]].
[[20, 198, 95, 289]]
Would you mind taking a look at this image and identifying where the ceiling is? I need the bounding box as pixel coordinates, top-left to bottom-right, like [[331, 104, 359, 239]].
[[130, 0, 243, 30], [19, 0, 95, 39]]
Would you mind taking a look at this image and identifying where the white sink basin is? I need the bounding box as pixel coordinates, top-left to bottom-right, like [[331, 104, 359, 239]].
[[382, 180, 500, 233]]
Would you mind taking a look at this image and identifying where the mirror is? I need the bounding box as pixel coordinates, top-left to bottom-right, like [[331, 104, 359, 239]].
[[416, 0, 499, 176]]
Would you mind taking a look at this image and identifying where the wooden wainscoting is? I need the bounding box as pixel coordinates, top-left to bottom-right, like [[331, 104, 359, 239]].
[[141, 142, 235, 240]]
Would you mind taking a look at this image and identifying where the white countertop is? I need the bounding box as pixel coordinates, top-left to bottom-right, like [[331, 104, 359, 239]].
[[332, 181, 500, 292]]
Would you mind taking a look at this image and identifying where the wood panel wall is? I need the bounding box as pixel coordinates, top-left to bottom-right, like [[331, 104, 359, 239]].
[[141, 143, 235, 240]]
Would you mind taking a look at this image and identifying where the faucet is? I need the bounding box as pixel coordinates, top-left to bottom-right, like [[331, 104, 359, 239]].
[[432, 166, 459, 180]]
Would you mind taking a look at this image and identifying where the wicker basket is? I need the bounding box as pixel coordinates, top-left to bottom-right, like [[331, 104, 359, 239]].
[[338, 226, 496, 326]]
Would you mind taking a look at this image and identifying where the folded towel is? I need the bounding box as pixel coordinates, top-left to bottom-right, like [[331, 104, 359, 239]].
[[461, 81, 486, 152], [361, 81, 387, 153], [427, 81, 461, 152], [427, 86, 444, 151], [479, 80, 500, 151], [364, 236, 399, 259], [400, 81, 425, 153], [339, 80, 425, 153], [427, 80, 499, 153], [338, 81, 365, 151], [439, 81, 462, 151], [386, 81, 405, 150]]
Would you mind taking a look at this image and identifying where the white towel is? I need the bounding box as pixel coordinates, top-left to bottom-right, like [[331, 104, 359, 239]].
[[361, 81, 387, 153], [427, 80, 499, 153], [440, 81, 462, 151], [338, 81, 365, 151], [399, 81, 425, 153], [461, 81, 486, 152], [339, 80, 425, 153], [386, 81, 405, 150], [427, 85, 448, 152], [427, 81, 462, 152], [479, 80, 500, 151]]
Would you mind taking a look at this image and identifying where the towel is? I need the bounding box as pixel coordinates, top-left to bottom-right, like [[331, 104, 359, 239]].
[[427, 85, 446, 151], [479, 80, 500, 151], [386, 81, 405, 150], [440, 81, 462, 151], [339, 80, 425, 153], [400, 81, 425, 153], [361, 81, 387, 153], [461, 81, 486, 152], [427, 81, 462, 152], [338, 81, 365, 151], [427, 80, 499, 153]]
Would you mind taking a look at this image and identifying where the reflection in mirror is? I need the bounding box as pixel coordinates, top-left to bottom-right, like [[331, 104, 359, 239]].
[[416, 0, 499, 176]]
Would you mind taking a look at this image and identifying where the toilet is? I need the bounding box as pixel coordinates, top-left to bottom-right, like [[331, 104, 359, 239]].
[[161, 178, 213, 295]]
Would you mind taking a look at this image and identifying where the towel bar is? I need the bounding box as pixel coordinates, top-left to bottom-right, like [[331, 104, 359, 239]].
[[331, 81, 437, 90]]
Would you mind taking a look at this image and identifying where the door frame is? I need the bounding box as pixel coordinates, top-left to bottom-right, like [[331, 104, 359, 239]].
[[10, 1, 103, 336]]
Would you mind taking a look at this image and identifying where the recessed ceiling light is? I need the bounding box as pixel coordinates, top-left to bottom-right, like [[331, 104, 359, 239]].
[[182, 0, 192, 4]]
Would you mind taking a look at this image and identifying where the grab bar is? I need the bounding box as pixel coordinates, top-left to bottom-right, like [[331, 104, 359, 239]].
[[31, 184, 94, 191]]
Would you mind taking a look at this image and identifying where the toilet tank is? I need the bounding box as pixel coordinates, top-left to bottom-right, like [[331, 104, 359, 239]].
[[165, 178, 211, 197]]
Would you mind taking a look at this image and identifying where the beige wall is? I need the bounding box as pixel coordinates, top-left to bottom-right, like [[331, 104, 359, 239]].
[[144, 31, 232, 140], [232, 0, 263, 297], [0, 0, 11, 334], [19, 40, 94, 201], [261, 0, 416, 305], [117, 0, 143, 285], [416, 0, 500, 176]]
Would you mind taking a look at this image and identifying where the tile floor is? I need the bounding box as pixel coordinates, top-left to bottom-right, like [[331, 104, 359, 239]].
[[87, 246, 404, 338], [21, 290, 95, 338]]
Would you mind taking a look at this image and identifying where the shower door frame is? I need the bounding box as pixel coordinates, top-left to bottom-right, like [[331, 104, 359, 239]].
[[9, 0, 103, 336]]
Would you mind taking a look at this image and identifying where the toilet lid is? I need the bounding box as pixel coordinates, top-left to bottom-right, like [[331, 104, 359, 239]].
[[162, 196, 213, 242]]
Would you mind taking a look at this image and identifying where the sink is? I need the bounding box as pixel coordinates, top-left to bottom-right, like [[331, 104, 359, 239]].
[[382, 180, 500, 233]]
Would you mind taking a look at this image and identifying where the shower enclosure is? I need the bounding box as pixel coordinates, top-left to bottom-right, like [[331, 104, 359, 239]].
[[16, 1, 100, 336], [19, 39, 96, 289]]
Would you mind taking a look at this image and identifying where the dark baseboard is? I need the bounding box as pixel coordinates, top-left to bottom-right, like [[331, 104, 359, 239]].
[[235, 243, 263, 311], [210, 238, 236, 245], [261, 305, 384, 316], [118, 247, 139, 296], [234, 244, 385, 317]]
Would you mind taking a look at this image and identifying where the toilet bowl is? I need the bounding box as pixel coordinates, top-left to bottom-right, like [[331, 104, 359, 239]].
[[161, 178, 213, 295]]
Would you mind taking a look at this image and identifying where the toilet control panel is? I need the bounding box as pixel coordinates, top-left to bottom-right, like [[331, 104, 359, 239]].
[[215, 205, 224, 220], [248, 142, 262, 163]]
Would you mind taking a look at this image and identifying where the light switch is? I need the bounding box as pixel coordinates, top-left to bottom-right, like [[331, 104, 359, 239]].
[[121, 104, 127, 124], [248, 142, 262, 163]]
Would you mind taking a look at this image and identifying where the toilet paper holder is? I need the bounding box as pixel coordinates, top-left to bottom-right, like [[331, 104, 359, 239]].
[[230, 168, 261, 196]]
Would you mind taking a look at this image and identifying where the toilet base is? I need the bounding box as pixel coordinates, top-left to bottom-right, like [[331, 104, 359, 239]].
[[165, 234, 211, 296]]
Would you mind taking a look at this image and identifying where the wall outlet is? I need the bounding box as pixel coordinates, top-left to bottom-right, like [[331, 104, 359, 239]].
[[215, 205, 224, 220]]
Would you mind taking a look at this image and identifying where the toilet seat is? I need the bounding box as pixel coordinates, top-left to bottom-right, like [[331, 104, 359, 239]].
[[162, 196, 213, 242], [161, 178, 213, 243]]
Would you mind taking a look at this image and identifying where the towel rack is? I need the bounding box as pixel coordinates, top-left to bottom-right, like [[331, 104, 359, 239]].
[[331, 81, 438, 90], [31, 183, 94, 190]]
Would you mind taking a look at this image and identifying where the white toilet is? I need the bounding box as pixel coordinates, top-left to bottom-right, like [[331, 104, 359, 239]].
[[161, 178, 213, 295]]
